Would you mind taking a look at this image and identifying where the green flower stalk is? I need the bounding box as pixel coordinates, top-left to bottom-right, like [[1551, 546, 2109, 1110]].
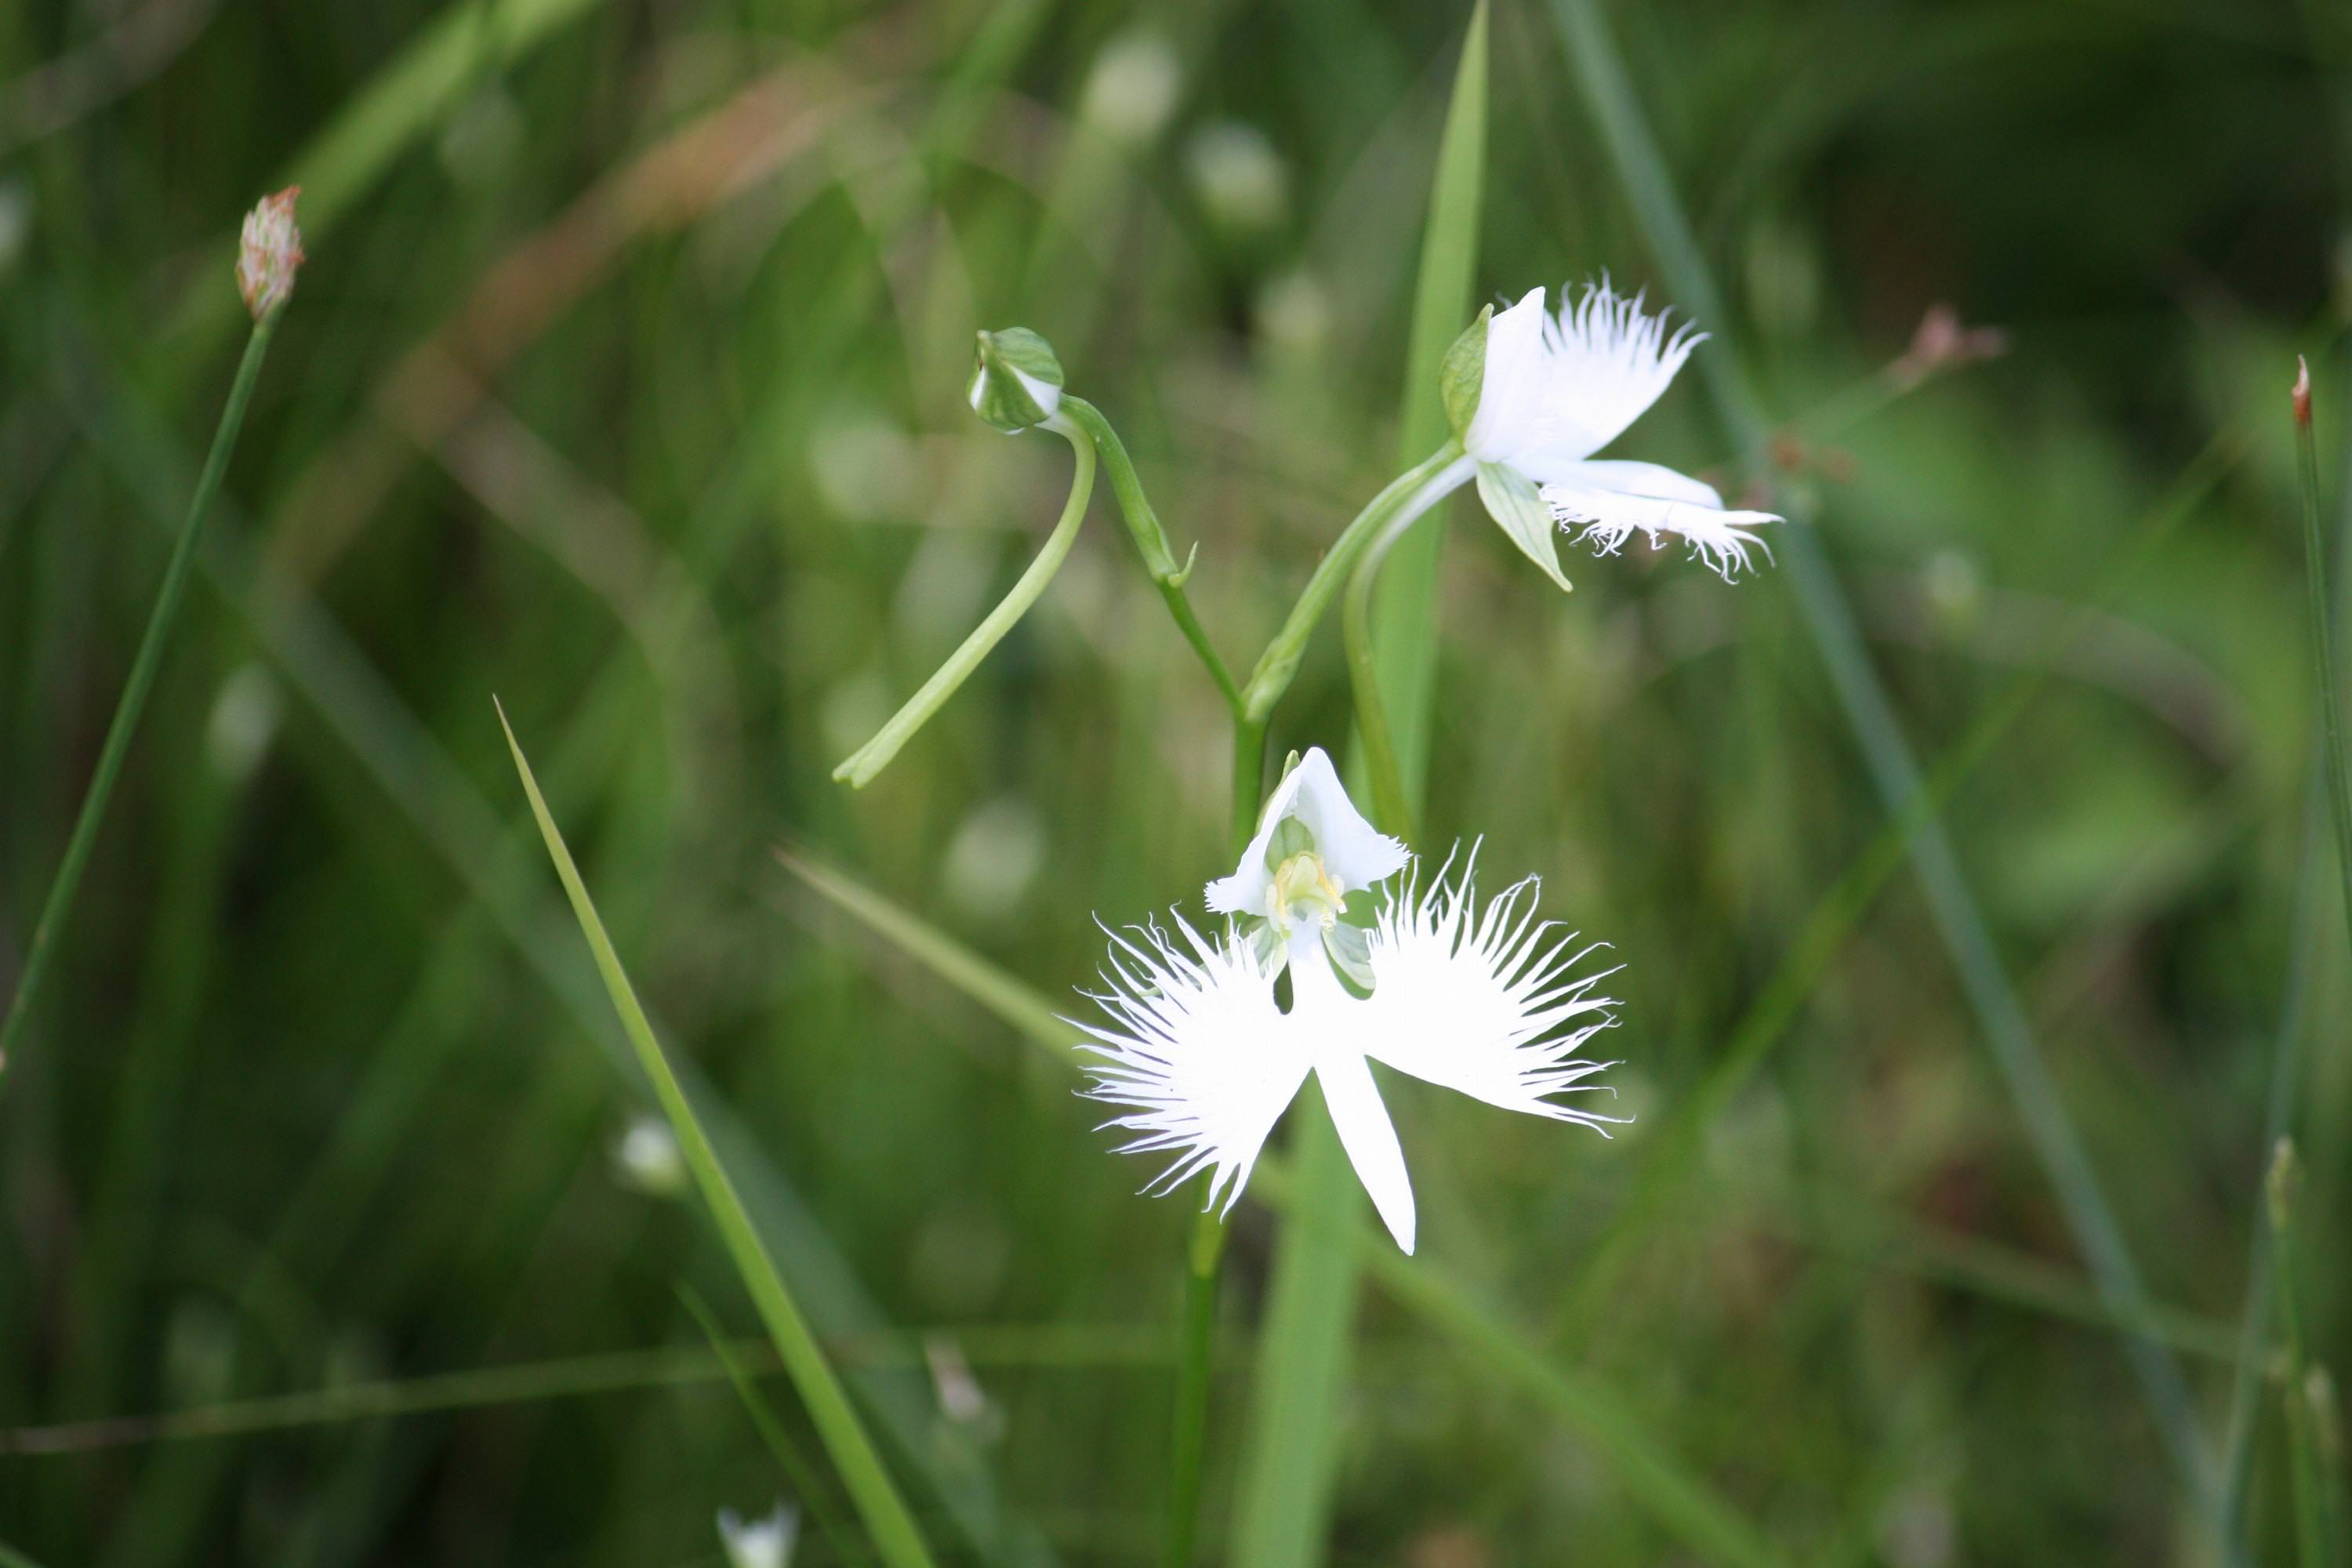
[[0, 189, 302, 1091], [832, 406, 1096, 789]]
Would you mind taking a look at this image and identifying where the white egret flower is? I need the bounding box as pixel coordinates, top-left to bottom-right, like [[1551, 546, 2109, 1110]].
[[717, 1501, 800, 1568], [1447, 279, 1780, 584], [1076, 749, 1622, 1254]]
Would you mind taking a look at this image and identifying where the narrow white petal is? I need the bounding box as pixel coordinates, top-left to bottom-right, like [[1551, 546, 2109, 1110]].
[[1072, 914, 1310, 1214], [1204, 746, 1404, 914], [1314, 1047, 1417, 1254], [1360, 848, 1625, 1129], [1287, 938, 1417, 1251], [1541, 459, 1781, 582]]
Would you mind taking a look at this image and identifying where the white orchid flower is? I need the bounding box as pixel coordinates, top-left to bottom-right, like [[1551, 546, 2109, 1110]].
[[1446, 278, 1781, 585], [717, 1501, 800, 1568], [1075, 748, 1622, 1254]]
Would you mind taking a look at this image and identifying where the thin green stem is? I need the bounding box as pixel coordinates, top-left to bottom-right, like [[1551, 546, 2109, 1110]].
[[1163, 1209, 1229, 1568], [2292, 365, 2352, 967], [1059, 394, 1243, 715], [832, 414, 1096, 788], [1232, 714, 1268, 848], [0, 314, 278, 1091], [501, 707, 938, 1568], [1340, 502, 1436, 842], [1160, 707, 1268, 1566], [1240, 443, 1470, 724]]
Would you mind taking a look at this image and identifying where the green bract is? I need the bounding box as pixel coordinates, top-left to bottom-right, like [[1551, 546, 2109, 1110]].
[[1438, 303, 1490, 441], [967, 327, 1065, 433]]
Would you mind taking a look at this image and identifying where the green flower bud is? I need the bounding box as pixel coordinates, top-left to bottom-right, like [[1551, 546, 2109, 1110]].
[[968, 328, 1065, 433], [1437, 303, 1490, 441]]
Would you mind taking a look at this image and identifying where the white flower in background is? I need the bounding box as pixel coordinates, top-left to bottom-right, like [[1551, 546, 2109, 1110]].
[[1076, 749, 1622, 1254], [608, 1114, 684, 1196], [235, 187, 304, 321], [717, 1501, 800, 1568], [1446, 279, 1780, 584], [1185, 121, 1289, 234], [1080, 31, 1182, 147]]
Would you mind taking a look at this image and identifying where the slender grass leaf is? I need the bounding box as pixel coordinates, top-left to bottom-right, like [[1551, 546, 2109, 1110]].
[[498, 703, 939, 1568]]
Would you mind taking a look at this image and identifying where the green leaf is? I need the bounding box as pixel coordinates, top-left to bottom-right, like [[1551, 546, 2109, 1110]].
[[498, 705, 939, 1568], [1438, 306, 1491, 439], [1474, 460, 1573, 593]]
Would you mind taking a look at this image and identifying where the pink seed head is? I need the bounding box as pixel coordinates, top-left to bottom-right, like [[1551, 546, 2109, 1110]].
[[237, 187, 304, 321]]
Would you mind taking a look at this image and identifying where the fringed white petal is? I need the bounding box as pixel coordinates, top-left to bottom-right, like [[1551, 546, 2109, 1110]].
[[1360, 848, 1624, 1129], [1205, 746, 1406, 916], [1072, 914, 1310, 1215], [1468, 278, 1705, 480], [1542, 459, 1781, 583]]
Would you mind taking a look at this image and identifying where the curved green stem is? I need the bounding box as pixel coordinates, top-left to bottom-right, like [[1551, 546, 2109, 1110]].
[[1240, 443, 1470, 724], [0, 313, 279, 1090], [832, 415, 1096, 788], [1059, 396, 1243, 714], [1341, 499, 1437, 841]]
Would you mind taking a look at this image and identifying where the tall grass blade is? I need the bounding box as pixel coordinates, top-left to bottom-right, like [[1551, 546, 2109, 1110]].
[[1234, 10, 1488, 1565], [2291, 360, 2352, 971], [2263, 1142, 2342, 1568], [775, 850, 1789, 1568], [2220, 360, 2352, 1562], [0, 316, 278, 1097], [1543, 0, 2216, 1513], [498, 704, 938, 1568]]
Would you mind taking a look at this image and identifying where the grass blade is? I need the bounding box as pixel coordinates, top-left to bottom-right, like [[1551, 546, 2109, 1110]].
[[2263, 1142, 2343, 1568], [1234, 13, 1490, 1566], [498, 703, 938, 1568], [2291, 359, 2352, 978], [1543, 0, 2217, 1514], [775, 850, 1789, 1568]]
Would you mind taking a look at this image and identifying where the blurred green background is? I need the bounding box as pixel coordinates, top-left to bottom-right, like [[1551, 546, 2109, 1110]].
[[3, 0, 2350, 1562]]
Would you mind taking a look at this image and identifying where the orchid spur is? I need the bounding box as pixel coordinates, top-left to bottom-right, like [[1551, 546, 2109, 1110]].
[[1445, 278, 1782, 585], [1075, 750, 1623, 1254]]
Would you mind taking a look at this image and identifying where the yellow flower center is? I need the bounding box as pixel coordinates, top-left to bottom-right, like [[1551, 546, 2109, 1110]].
[[1269, 851, 1346, 930]]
